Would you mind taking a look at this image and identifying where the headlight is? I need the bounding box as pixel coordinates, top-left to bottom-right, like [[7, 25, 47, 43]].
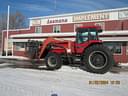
[[67, 49, 71, 53]]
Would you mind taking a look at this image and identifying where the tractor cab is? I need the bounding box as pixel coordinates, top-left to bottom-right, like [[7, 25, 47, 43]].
[[76, 26, 102, 43]]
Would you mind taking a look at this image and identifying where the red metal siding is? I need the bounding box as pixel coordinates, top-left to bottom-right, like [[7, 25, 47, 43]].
[[13, 51, 26, 57], [2, 26, 35, 51], [61, 24, 74, 32], [114, 44, 128, 63], [105, 20, 122, 31], [82, 22, 95, 26], [123, 20, 128, 30], [42, 25, 53, 33], [3, 26, 35, 38]]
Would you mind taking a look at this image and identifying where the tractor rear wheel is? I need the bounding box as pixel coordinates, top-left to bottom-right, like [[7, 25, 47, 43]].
[[45, 52, 62, 70], [83, 44, 114, 74]]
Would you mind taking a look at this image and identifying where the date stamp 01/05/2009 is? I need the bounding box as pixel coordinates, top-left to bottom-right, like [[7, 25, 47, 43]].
[[89, 80, 120, 85]]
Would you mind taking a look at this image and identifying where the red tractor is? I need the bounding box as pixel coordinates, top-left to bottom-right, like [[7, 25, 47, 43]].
[[26, 26, 114, 74]]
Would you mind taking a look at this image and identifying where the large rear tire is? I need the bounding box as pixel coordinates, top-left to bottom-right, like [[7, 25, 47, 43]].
[[45, 52, 62, 70], [83, 44, 114, 74]]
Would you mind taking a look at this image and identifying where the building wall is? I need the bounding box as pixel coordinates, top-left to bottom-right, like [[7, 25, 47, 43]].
[[13, 51, 27, 57], [114, 43, 127, 63], [105, 20, 122, 30], [42, 25, 53, 33], [2, 26, 35, 52], [41, 20, 128, 33], [61, 24, 74, 32], [123, 20, 128, 30], [2, 20, 128, 52], [108, 42, 128, 63]]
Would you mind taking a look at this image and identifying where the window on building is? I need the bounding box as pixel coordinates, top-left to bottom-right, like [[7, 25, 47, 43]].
[[74, 24, 83, 32], [95, 22, 105, 30], [126, 42, 128, 55], [104, 42, 122, 54], [35, 26, 42, 33], [53, 25, 61, 33], [14, 42, 27, 51]]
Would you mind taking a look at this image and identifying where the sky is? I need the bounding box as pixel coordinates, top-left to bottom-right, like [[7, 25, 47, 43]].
[[0, 0, 128, 25]]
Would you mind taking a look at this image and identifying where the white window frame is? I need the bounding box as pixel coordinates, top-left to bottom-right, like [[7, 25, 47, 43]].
[[104, 42, 122, 55], [113, 43, 123, 55], [14, 42, 26, 51], [35, 26, 42, 33], [126, 42, 128, 55], [53, 25, 61, 33]]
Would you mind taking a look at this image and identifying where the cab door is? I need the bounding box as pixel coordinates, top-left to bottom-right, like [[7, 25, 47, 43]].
[[75, 32, 89, 54]]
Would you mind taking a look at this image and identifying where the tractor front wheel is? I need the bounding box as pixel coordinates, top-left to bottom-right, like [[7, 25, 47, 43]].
[[45, 52, 62, 70], [83, 44, 114, 74]]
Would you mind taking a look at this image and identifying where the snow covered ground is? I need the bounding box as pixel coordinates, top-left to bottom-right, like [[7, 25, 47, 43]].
[[0, 64, 128, 96], [0, 56, 29, 60]]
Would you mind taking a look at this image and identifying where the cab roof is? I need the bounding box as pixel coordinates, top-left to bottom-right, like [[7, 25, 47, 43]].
[[78, 26, 102, 30], [76, 26, 102, 33]]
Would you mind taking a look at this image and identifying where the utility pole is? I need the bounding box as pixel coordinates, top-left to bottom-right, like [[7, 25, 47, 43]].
[[6, 5, 10, 56]]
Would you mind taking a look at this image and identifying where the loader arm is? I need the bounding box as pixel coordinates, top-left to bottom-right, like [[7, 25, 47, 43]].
[[38, 37, 61, 58]]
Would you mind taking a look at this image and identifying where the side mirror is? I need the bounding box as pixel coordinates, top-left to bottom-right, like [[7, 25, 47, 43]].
[[97, 29, 102, 33]]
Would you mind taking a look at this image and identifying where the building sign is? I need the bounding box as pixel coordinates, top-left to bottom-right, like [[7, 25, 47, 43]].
[[31, 19, 41, 26], [47, 18, 68, 24], [119, 10, 128, 19], [41, 16, 73, 25], [73, 12, 109, 22]]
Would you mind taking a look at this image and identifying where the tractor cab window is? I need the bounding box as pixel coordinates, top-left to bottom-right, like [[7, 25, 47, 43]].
[[77, 32, 88, 43], [88, 31, 97, 40], [76, 28, 98, 43]]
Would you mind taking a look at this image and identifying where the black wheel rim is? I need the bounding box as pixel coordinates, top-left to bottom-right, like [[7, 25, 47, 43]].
[[89, 51, 108, 69]]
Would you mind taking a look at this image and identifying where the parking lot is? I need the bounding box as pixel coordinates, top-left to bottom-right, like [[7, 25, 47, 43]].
[[0, 59, 128, 96]]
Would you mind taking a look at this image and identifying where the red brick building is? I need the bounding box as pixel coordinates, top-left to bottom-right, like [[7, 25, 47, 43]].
[[2, 7, 128, 63]]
